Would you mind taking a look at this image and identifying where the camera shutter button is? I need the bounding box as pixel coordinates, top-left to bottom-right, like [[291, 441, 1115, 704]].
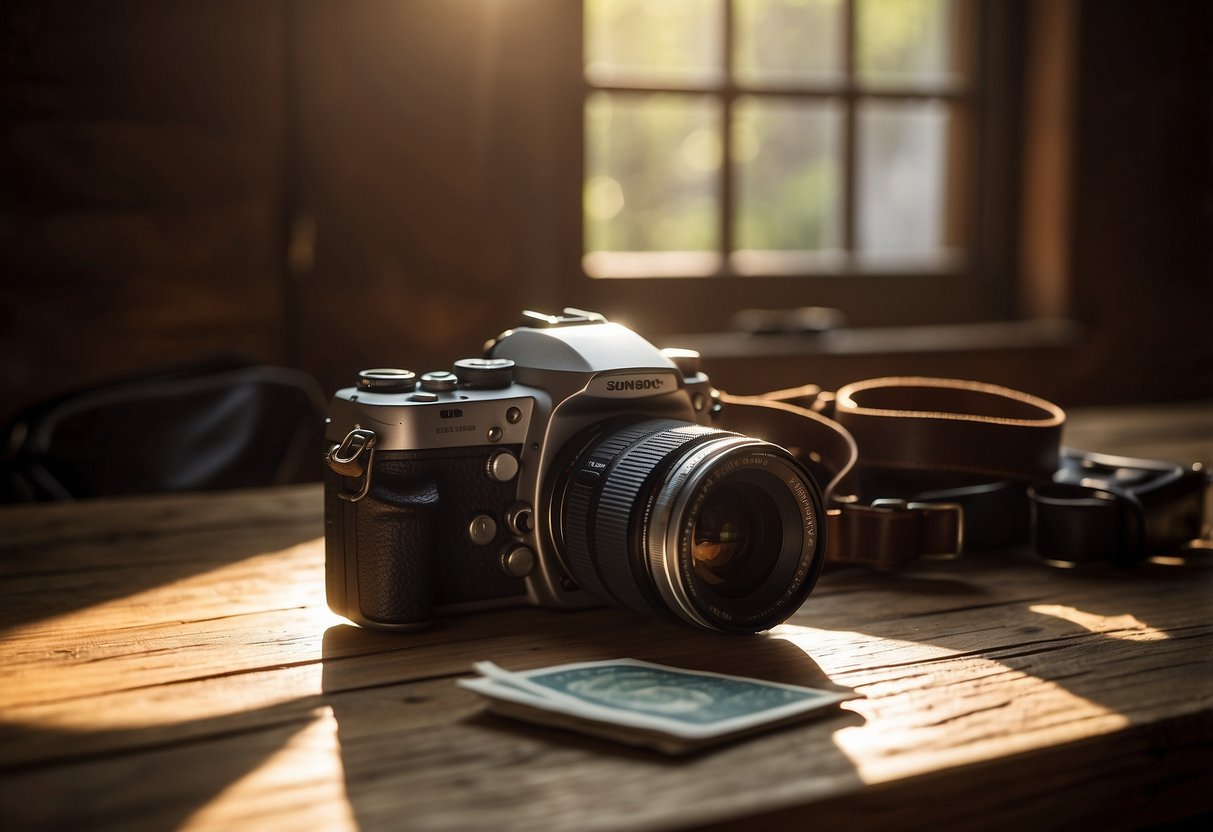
[[486, 450, 519, 482], [420, 371, 458, 392]]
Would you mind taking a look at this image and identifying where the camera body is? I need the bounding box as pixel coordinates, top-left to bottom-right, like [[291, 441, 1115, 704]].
[[325, 310, 825, 633]]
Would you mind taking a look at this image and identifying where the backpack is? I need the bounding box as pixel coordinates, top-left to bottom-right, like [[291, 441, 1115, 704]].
[[1, 357, 327, 501]]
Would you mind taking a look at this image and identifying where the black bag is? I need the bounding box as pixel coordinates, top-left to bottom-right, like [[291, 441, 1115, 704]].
[[1, 358, 327, 502]]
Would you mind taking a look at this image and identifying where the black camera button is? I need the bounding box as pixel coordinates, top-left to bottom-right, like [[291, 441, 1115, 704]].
[[486, 450, 519, 482], [468, 514, 498, 546], [499, 544, 536, 578]]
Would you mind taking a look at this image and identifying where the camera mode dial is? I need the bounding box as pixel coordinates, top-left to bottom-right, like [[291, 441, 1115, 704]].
[[357, 369, 416, 393], [453, 357, 515, 389]]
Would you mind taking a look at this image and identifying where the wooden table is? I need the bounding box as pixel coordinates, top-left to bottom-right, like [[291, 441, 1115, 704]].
[[2, 404, 1211, 831]]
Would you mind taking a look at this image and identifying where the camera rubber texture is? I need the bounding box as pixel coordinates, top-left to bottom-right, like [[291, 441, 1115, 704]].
[[326, 446, 526, 629], [356, 469, 439, 625]]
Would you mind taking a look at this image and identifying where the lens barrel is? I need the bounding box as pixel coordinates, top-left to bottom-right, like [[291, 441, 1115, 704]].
[[552, 418, 825, 633]]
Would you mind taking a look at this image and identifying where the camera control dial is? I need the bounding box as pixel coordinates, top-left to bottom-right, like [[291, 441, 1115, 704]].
[[357, 369, 416, 393], [453, 357, 515, 389]]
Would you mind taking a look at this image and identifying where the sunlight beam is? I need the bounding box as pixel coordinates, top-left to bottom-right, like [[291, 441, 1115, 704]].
[[180, 706, 356, 832], [1028, 604, 1170, 641]]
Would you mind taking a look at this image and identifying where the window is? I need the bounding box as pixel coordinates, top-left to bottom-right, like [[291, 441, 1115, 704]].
[[575, 0, 1016, 336]]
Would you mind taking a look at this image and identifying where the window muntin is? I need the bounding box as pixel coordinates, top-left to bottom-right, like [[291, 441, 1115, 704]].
[[583, 0, 970, 279]]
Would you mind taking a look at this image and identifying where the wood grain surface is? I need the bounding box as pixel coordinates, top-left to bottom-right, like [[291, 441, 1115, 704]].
[[0, 406, 1210, 831]]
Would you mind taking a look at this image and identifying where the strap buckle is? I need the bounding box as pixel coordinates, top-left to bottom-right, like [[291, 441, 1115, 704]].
[[826, 500, 964, 569], [1030, 448, 1209, 565], [326, 428, 377, 502]]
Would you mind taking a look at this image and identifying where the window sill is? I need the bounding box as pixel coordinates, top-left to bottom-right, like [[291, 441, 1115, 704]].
[[665, 317, 1083, 360], [583, 248, 966, 279], [659, 318, 1088, 400]]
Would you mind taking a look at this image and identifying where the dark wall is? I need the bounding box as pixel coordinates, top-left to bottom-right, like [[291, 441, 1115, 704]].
[[1, 0, 1209, 422], [1, 1, 288, 408], [1067, 0, 1213, 403], [287, 0, 580, 393]]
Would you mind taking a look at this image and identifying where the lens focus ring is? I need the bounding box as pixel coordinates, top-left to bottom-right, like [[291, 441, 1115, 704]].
[[589, 423, 719, 615], [559, 420, 713, 613]]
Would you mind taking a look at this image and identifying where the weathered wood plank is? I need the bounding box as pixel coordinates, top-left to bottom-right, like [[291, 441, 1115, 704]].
[[1, 651, 1208, 832], [0, 409, 1210, 830]]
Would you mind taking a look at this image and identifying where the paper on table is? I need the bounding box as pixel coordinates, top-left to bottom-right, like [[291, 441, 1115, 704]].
[[459, 659, 856, 754]]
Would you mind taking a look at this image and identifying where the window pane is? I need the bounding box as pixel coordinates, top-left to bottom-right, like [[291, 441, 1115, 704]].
[[857, 100, 952, 255], [734, 0, 844, 87], [733, 97, 841, 251], [584, 0, 723, 86], [585, 91, 721, 253], [856, 0, 959, 87]]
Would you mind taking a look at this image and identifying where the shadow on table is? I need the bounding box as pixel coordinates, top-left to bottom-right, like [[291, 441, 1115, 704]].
[[319, 615, 866, 830], [7, 551, 1202, 830], [0, 701, 320, 831]]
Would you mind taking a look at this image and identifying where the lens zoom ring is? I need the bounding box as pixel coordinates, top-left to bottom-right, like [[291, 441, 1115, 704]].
[[592, 424, 719, 615], [561, 420, 706, 608], [588, 419, 686, 461]]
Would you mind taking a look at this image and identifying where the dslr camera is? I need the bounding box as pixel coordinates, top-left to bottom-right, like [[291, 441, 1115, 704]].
[[324, 309, 826, 634]]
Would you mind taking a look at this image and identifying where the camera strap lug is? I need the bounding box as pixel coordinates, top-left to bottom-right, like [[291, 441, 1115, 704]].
[[326, 427, 377, 502]]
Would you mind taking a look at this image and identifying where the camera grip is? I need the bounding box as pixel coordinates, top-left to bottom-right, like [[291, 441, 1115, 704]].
[[353, 472, 440, 628]]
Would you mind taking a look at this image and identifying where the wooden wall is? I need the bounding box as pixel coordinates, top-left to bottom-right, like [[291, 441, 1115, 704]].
[[1, 1, 288, 408], [287, 0, 580, 391], [1067, 0, 1213, 404], [0, 0, 1209, 425]]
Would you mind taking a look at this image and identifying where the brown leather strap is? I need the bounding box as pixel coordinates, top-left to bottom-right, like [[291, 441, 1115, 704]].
[[825, 501, 965, 569], [715, 388, 859, 504], [835, 377, 1065, 483], [714, 377, 1067, 569]]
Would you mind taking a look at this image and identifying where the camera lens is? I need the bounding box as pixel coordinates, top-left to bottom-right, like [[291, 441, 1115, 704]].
[[551, 418, 825, 633], [690, 479, 783, 599]]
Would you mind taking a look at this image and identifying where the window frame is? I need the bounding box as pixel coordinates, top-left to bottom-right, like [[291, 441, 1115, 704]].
[[567, 0, 1024, 338]]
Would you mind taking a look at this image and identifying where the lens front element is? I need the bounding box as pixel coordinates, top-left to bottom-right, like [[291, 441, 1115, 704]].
[[691, 479, 783, 599]]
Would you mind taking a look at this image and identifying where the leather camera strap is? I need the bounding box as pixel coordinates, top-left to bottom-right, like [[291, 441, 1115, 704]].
[[712, 377, 1205, 568]]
